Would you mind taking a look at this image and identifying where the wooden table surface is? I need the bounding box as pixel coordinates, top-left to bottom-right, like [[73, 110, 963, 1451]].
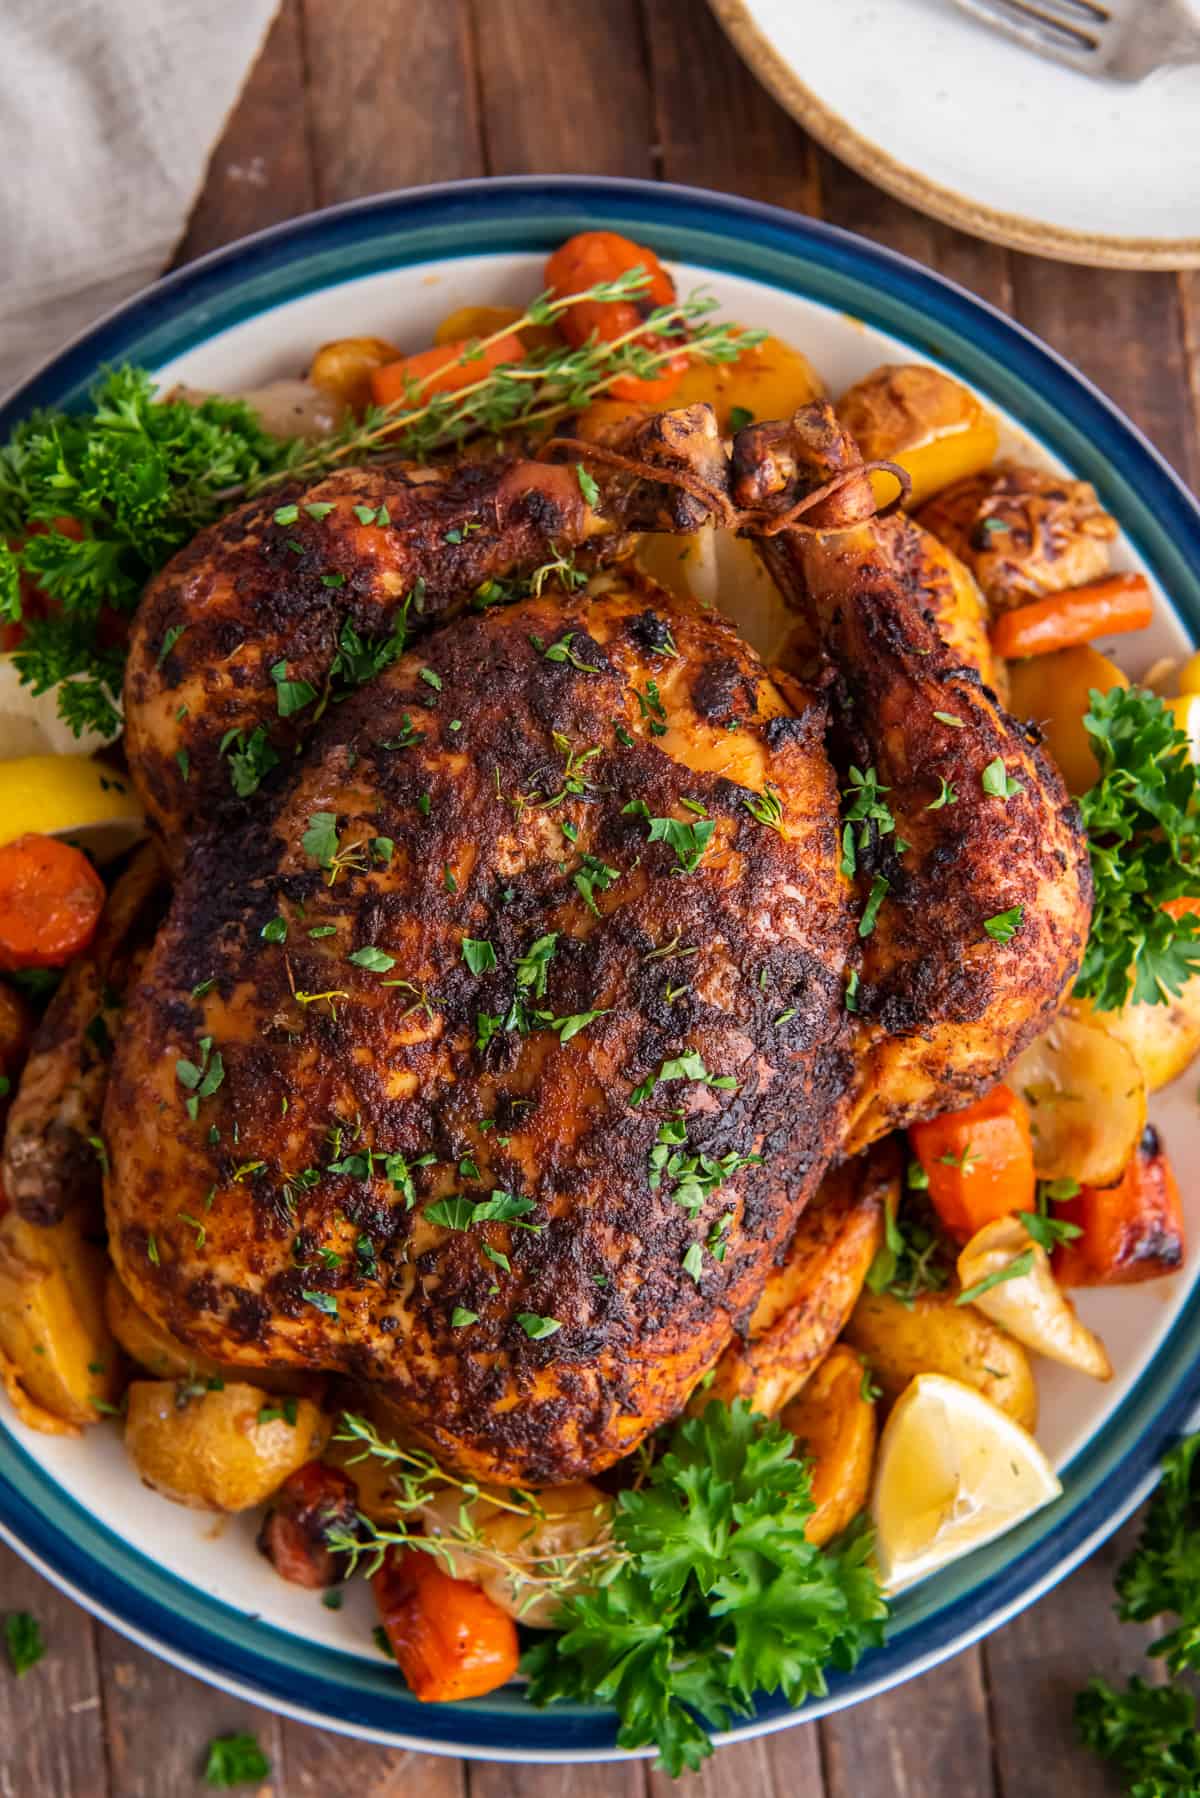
[[3, 2, 1197, 1792]]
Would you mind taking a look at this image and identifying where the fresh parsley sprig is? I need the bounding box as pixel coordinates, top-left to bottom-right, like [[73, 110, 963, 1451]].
[[1075, 686, 1200, 1010], [523, 1400, 886, 1775]]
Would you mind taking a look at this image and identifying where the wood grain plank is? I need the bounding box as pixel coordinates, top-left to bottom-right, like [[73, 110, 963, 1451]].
[[0, 1544, 107, 1798], [819, 1652, 997, 1798], [280, 1727, 466, 1797], [641, 0, 820, 213], [983, 1515, 1157, 1798], [301, 0, 484, 204], [1011, 258, 1198, 491], [96, 1625, 282, 1798], [470, 1760, 643, 1798], [172, 0, 315, 268], [645, 1725, 824, 1798], [1179, 271, 1200, 452], [471, 0, 652, 178]]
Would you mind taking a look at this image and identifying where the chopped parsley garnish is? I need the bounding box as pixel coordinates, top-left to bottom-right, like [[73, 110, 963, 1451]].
[[451, 1306, 479, 1328], [575, 463, 601, 507], [622, 798, 714, 874], [347, 945, 396, 973], [574, 852, 619, 916], [728, 405, 755, 431], [4, 1611, 45, 1676], [858, 875, 890, 939], [933, 710, 965, 729], [533, 631, 601, 673], [984, 905, 1024, 944], [517, 1312, 562, 1340], [649, 1114, 761, 1215], [682, 1240, 705, 1285], [514, 932, 558, 996], [630, 1050, 738, 1107], [632, 678, 668, 734], [301, 1289, 339, 1317], [419, 665, 442, 692], [956, 1250, 1035, 1306], [221, 724, 279, 797], [269, 658, 317, 717], [981, 756, 1023, 800], [462, 937, 497, 975], [260, 916, 287, 943], [175, 1035, 224, 1119], [742, 785, 784, 833], [203, 1732, 271, 1788], [866, 1186, 952, 1305], [841, 766, 897, 876], [926, 777, 957, 810]]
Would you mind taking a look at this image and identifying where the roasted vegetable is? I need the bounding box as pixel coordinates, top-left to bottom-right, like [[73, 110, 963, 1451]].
[[956, 1216, 1112, 1379], [1005, 643, 1129, 795], [0, 1208, 120, 1432], [419, 1480, 613, 1627], [671, 332, 825, 435], [0, 834, 105, 971], [1080, 897, 1200, 1092], [370, 333, 526, 412], [308, 335, 402, 414], [991, 573, 1152, 660], [3, 843, 165, 1223], [909, 1083, 1036, 1242], [258, 1460, 360, 1588], [1009, 1008, 1147, 1188], [371, 1544, 519, 1702], [122, 1380, 329, 1511], [544, 230, 686, 404], [843, 1287, 1038, 1431], [700, 1149, 889, 1416], [918, 463, 1117, 615], [835, 364, 998, 509], [1053, 1126, 1186, 1287], [780, 1345, 877, 1547]]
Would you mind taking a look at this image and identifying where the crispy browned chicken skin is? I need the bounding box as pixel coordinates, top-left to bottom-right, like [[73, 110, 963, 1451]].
[[106, 402, 1091, 1484]]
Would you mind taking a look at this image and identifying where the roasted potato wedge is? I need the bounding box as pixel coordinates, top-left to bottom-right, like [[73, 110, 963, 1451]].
[[843, 1288, 1038, 1431], [700, 1147, 890, 1417], [307, 335, 401, 414], [1005, 644, 1129, 795], [123, 1380, 329, 1511], [917, 463, 1117, 616], [419, 1480, 613, 1627], [0, 1210, 120, 1432], [835, 364, 998, 510], [670, 333, 825, 435], [1009, 1007, 1147, 1188], [1076, 978, 1200, 1095], [956, 1217, 1111, 1380], [781, 1344, 876, 1546]]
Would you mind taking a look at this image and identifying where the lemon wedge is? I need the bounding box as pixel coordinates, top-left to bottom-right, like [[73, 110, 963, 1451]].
[[0, 756, 143, 861], [871, 1373, 1062, 1594]]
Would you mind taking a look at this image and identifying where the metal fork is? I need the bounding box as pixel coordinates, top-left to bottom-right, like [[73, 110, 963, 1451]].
[[950, 0, 1200, 81]]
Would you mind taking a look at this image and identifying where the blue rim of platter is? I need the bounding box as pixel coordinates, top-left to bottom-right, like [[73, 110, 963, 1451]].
[[2, 175, 1200, 1761]]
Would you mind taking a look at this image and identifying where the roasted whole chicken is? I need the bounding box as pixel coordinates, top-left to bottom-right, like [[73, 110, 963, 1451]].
[[104, 402, 1091, 1484]]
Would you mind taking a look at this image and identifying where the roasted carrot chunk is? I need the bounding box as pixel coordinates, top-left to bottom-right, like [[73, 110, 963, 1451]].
[[544, 230, 687, 404], [990, 573, 1152, 660], [372, 1545, 518, 1703], [0, 835, 106, 972], [258, 1460, 360, 1589], [909, 1083, 1036, 1242], [368, 333, 526, 412], [1053, 1125, 1185, 1287]]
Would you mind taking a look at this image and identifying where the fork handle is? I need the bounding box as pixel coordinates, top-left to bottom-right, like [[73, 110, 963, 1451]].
[[1111, 0, 1200, 80]]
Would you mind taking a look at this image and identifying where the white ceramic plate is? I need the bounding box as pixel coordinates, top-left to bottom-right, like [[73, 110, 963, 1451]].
[[710, 0, 1200, 267], [0, 179, 1198, 1762]]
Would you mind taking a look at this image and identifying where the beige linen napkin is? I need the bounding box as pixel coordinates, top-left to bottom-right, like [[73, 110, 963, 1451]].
[[1, 0, 279, 398]]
